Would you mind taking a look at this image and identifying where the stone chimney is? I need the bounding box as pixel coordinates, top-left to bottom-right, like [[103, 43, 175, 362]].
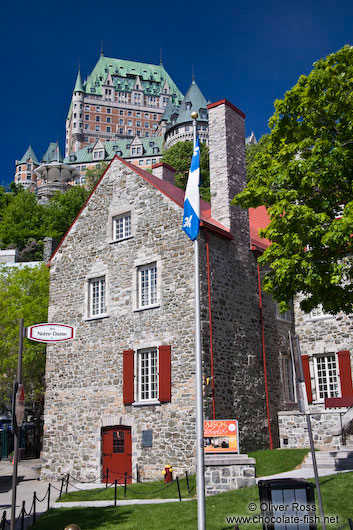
[[152, 162, 175, 185], [208, 99, 250, 248]]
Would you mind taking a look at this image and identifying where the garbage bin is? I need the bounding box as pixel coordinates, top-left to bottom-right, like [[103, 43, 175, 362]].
[[258, 478, 316, 530]]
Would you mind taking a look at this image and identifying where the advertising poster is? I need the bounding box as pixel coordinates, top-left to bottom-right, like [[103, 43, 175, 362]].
[[204, 419, 239, 453]]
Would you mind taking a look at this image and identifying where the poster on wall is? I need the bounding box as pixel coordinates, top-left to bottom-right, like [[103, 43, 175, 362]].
[[204, 420, 239, 453]]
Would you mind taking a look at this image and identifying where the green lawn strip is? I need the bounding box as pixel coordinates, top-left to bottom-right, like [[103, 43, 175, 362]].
[[29, 484, 261, 530], [60, 475, 196, 502], [248, 449, 310, 477], [28, 473, 353, 530]]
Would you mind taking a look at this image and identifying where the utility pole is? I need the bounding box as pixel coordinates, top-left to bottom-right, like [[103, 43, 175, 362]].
[[10, 319, 25, 530]]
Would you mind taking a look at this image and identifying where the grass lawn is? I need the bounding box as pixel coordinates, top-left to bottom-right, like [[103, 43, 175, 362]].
[[248, 448, 310, 477], [28, 472, 353, 530], [60, 475, 196, 502]]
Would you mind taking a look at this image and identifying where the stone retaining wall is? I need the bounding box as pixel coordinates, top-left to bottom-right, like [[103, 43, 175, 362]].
[[278, 410, 342, 450], [204, 454, 256, 496]]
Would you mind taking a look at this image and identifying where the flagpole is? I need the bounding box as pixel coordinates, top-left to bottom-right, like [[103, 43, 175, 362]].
[[191, 111, 206, 530]]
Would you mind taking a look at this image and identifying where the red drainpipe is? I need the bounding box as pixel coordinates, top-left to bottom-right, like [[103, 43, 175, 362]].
[[205, 230, 216, 419], [256, 261, 273, 450]]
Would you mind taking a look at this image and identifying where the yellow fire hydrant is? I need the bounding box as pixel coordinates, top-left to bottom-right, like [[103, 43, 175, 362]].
[[162, 464, 174, 483]]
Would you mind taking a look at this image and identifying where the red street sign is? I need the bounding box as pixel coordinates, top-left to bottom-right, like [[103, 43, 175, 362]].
[[27, 323, 75, 343], [15, 384, 25, 427]]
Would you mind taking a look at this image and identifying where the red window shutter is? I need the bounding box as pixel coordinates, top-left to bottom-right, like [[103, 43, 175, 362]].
[[302, 355, 313, 404], [159, 345, 171, 402], [337, 350, 353, 398], [123, 349, 134, 405]]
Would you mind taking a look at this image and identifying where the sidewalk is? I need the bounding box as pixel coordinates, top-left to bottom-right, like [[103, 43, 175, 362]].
[[0, 458, 61, 529]]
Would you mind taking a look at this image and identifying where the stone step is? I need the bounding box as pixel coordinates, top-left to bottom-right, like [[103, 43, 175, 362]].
[[302, 462, 353, 469]]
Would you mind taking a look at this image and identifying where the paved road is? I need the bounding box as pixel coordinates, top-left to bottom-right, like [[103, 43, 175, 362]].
[[0, 458, 61, 529]]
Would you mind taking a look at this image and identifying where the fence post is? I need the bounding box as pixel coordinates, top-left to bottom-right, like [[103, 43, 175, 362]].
[[59, 477, 64, 499], [65, 473, 70, 493], [47, 483, 51, 511], [348, 519, 353, 530], [114, 480, 117, 507], [32, 492, 36, 524], [105, 468, 109, 488], [2, 511, 7, 530], [124, 473, 127, 498], [21, 501, 25, 530], [176, 476, 182, 502], [185, 470, 191, 494], [136, 463, 139, 483]]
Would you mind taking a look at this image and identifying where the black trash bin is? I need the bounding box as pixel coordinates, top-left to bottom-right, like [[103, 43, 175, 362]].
[[258, 478, 316, 530]]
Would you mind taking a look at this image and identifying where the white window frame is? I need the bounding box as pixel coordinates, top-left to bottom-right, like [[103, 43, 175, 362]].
[[88, 276, 107, 318], [113, 213, 132, 242], [308, 304, 334, 321], [137, 348, 159, 403], [313, 353, 340, 402], [138, 263, 157, 309]]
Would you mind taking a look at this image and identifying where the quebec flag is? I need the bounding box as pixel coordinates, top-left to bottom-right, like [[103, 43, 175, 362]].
[[182, 137, 200, 241]]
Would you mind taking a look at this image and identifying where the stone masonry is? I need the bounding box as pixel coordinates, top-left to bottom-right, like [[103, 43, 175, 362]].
[[41, 99, 292, 482]]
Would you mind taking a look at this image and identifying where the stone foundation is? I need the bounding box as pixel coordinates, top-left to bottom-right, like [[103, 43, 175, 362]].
[[204, 453, 256, 496], [278, 410, 343, 450]]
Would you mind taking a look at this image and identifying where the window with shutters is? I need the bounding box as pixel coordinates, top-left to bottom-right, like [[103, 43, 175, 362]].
[[314, 354, 340, 401], [138, 349, 158, 402], [123, 345, 171, 406]]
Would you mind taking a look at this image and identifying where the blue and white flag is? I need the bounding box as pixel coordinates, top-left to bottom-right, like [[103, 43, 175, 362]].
[[182, 137, 200, 241]]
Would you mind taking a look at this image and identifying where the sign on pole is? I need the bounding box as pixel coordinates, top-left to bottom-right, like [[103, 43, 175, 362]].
[[27, 323, 75, 343], [204, 420, 239, 453], [15, 384, 25, 427]]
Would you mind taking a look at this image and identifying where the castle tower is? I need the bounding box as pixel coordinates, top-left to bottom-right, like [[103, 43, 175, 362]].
[[69, 70, 85, 154], [14, 145, 39, 189], [163, 80, 209, 149]]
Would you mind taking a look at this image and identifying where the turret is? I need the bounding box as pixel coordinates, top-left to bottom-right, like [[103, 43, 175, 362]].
[[71, 70, 84, 152]]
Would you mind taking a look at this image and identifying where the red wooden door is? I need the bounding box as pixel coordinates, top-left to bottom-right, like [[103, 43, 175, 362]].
[[102, 426, 132, 484]]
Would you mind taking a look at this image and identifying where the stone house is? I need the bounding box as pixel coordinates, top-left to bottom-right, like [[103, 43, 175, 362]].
[[41, 99, 293, 482], [278, 298, 353, 450]]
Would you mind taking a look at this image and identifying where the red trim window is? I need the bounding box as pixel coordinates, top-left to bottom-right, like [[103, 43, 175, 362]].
[[123, 346, 171, 404]]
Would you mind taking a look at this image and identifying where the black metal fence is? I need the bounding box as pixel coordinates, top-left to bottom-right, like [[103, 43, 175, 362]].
[[0, 468, 193, 528]]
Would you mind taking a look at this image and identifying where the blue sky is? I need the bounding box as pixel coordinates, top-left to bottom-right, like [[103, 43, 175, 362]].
[[1, 0, 353, 187]]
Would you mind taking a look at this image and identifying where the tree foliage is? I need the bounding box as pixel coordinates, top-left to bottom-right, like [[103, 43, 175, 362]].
[[233, 45, 353, 314], [0, 186, 89, 261], [85, 162, 109, 192], [246, 135, 269, 181], [162, 141, 210, 202], [0, 264, 49, 408]]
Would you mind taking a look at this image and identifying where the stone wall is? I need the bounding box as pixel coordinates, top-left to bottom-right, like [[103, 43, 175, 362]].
[[204, 454, 256, 496], [278, 411, 342, 450]]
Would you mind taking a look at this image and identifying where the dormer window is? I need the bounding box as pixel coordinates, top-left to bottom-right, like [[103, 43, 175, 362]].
[[93, 150, 104, 160], [186, 102, 192, 111]]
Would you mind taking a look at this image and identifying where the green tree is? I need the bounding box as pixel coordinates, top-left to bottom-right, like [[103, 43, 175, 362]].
[[85, 162, 109, 192], [0, 190, 47, 260], [0, 264, 49, 410], [233, 45, 353, 315], [162, 141, 210, 202], [246, 134, 269, 181], [45, 185, 89, 239]]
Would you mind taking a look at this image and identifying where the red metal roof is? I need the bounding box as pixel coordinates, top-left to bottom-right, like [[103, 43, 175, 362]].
[[49, 156, 270, 265]]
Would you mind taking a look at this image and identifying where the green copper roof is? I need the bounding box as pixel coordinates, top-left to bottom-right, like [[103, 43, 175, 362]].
[[64, 136, 164, 164], [172, 80, 208, 126], [41, 142, 63, 163], [18, 145, 39, 165], [74, 70, 84, 92], [161, 99, 177, 122], [83, 55, 183, 105]]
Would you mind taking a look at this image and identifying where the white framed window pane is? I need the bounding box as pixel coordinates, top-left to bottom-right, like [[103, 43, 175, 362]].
[[139, 264, 157, 307], [138, 349, 158, 401], [114, 213, 131, 240], [315, 355, 339, 399], [90, 277, 106, 316]]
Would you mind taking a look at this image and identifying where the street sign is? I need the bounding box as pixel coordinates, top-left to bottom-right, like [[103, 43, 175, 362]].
[[27, 323, 75, 343], [15, 384, 25, 427]]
